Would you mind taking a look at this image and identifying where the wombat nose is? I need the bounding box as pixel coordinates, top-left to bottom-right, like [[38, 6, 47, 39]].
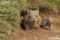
[[32, 20, 35, 22], [29, 17, 36, 22], [31, 20, 36, 22]]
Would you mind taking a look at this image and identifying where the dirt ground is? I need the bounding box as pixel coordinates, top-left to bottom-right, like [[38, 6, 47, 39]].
[[14, 14, 60, 40]]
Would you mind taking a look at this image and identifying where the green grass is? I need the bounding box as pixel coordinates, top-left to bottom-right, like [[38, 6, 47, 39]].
[[0, 33, 5, 40], [0, 38, 5, 40]]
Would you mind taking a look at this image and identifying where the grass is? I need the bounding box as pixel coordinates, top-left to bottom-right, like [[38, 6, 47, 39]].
[[0, 12, 19, 40], [0, 33, 6, 40]]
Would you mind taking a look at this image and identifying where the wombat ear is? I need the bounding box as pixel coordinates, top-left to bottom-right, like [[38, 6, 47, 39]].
[[20, 10, 27, 17]]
